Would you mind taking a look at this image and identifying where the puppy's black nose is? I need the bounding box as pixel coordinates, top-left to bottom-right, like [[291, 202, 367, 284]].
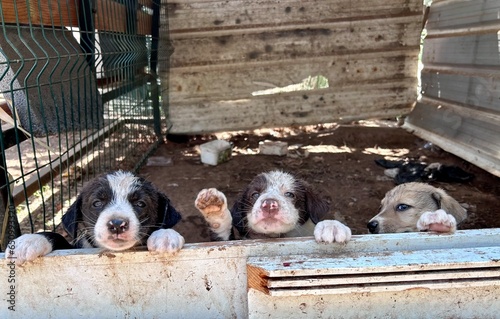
[[108, 219, 129, 234], [367, 220, 379, 234]]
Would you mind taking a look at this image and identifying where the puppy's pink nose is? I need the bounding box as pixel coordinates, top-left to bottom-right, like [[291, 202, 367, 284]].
[[261, 199, 279, 216]]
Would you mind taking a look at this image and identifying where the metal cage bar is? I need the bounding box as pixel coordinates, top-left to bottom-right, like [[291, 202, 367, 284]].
[[0, 0, 167, 250]]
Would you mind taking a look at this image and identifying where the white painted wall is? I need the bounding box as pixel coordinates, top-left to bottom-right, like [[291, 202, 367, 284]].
[[1, 229, 499, 318]]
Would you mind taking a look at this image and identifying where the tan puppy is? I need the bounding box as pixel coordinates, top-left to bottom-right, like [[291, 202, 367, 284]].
[[367, 182, 467, 234]]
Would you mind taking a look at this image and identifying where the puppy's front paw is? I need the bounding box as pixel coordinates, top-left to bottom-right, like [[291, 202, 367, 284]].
[[195, 188, 233, 241], [147, 229, 185, 254], [314, 220, 352, 244], [195, 188, 228, 217], [417, 209, 457, 233], [5, 234, 53, 266]]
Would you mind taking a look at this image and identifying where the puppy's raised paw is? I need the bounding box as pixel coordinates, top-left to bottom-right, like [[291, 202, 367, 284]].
[[417, 209, 457, 233], [147, 229, 185, 254], [5, 234, 53, 266], [195, 188, 232, 235], [195, 188, 228, 217], [314, 220, 352, 244]]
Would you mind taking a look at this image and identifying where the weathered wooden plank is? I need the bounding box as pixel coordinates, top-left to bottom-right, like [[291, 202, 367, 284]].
[[137, 10, 153, 35], [139, 0, 154, 6], [168, 15, 422, 39], [166, 52, 418, 102], [0, 0, 79, 27], [165, 0, 423, 32], [160, 0, 422, 133], [0, 1, 144, 34], [95, 0, 127, 33], [167, 80, 416, 133], [169, 18, 422, 67]]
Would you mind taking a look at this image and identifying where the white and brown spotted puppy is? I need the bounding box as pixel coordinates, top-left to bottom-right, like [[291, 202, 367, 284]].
[[367, 182, 467, 234], [6, 171, 184, 265], [195, 170, 351, 243]]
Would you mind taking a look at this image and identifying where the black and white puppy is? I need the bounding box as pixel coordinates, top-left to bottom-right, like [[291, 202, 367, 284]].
[[195, 170, 351, 243], [6, 171, 184, 265]]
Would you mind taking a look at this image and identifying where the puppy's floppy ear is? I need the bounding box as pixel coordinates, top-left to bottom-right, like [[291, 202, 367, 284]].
[[300, 181, 330, 224], [62, 195, 82, 240], [432, 189, 467, 224], [157, 192, 181, 229]]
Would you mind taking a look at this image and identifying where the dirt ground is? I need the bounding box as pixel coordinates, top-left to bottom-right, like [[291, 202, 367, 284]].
[[139, 121, 500, 244]]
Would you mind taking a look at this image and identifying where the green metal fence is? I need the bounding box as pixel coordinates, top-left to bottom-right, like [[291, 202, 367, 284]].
[[0, 0, 169, 250]]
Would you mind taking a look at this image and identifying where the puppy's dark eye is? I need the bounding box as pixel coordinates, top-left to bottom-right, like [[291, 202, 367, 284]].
[[92, 200, 103, 208], [396, 204, 410, 211], [135, 200, 146, 208], [251, 192, 260, 200], [284, 192, 295, 198]]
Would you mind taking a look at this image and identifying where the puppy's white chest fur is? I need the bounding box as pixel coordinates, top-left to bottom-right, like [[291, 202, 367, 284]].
[[283, 218, 316, 238]]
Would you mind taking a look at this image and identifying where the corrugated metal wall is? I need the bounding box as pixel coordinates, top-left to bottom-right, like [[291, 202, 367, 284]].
[[405, 0, 500, 177], [159, 0, 423, 134]]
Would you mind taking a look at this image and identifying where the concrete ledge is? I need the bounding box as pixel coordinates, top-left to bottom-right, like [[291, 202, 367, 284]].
[[1, 229, 499, 318]]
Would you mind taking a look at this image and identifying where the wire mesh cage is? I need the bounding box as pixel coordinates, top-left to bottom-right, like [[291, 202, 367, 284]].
[[0, 0, 168, 250]]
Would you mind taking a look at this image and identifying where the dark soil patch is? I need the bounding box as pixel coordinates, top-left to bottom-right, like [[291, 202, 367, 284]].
[[139, 122, 500, 244]]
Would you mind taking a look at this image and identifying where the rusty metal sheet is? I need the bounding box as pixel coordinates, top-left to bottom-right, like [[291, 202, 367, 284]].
[[404, 0, 500, 177]]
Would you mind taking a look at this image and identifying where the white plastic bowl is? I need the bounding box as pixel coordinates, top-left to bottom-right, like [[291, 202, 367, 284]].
[[200, 140, 232, 166]]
